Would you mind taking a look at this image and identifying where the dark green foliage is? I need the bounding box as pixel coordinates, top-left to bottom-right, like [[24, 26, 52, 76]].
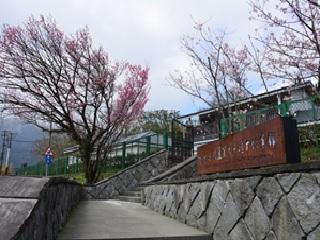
[[299, 125, 320, 162], [128, 110, 180, 134]]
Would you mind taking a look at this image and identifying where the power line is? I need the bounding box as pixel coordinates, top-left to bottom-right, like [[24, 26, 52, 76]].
[[12, 139, 38, 143]]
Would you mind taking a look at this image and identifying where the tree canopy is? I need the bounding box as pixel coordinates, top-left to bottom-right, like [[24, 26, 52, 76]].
[[0, 16, 149, 183], [250, 0, 320, 86], [170, 0, 320, 109]]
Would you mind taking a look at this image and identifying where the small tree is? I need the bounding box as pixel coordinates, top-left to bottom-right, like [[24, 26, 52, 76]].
[[0, 16, 149, 183], [249, 0, 320, 87], [169, 24, 253, 113]]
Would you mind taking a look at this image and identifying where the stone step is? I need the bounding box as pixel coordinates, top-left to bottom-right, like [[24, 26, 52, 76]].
[[125, 190, 142, 197], [117, 195, 141, 203]]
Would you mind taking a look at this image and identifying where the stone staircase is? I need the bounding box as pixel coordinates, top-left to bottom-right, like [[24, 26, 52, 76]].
[[116, 186, 144, 203], [113, 155, 197, 204]]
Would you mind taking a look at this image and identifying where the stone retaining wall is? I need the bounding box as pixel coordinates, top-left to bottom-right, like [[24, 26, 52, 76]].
[[0, 176, 84, 240], [142, 155, 197, 184], [144, 164, 320, 240], [85, 150, 168, 199]]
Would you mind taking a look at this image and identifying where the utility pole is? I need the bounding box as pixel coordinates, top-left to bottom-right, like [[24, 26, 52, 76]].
[[49, 119, 52, 147], [4, 131, 13, 175], [0, 131, 6, 175]]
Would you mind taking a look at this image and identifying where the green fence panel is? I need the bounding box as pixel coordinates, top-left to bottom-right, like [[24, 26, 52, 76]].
[[122, 142, 126, 169], [16, 133, 168, 178], [146, 136, 151, 155], [217, 94, 320, 139], [163, 132, 169, 149], [219, 118, 228, 139], [279, 103, 289, 117]]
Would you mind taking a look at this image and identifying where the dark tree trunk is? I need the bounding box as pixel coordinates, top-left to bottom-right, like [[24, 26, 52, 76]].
[[80, 142, 96, 184]]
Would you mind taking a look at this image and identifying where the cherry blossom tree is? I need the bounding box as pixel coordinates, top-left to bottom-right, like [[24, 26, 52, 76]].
[[169, 24, 253, 113], [249, 0, 320, 87], [0, 16, 149, 183]]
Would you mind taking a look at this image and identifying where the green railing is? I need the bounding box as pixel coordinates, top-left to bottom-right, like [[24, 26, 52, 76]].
[[219, 95, 320, 138], [17, 156, 72, 176], [17, 132, 170, 177], [217, 94, 320, 162]]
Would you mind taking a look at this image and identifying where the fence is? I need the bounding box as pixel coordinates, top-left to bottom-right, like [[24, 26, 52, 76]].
[[169, 119, 194, 163], [106, 132, 170, 169], [16, 156, 77, 176], [219, 95, 320, 138], [16, 132, 170, 177], [218, 94, 320, 162]]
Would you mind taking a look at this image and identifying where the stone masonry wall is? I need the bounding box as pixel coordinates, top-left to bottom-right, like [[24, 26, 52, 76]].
[[9, 177, 84, 240], [86, 150, 168, 199], [144, 170, 320, 240], [142, 155, 197, 184]]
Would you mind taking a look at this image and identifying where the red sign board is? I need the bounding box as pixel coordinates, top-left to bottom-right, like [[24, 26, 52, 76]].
[[197, 117, 300, 175]]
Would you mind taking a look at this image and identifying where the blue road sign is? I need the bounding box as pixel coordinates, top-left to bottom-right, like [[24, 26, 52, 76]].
[[44, 154, 53, 164], [44, 148, 53, 165]]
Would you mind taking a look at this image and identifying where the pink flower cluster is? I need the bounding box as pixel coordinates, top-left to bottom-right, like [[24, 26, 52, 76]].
[[111, 65, 149, 124], [0, 15, 150, 137]]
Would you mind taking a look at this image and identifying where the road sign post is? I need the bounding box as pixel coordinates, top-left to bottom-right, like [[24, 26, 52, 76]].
[[44, 148, 53, 176]]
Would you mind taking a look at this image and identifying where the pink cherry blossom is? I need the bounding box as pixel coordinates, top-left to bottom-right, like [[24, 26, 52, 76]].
[[0, 15, 149, 183]]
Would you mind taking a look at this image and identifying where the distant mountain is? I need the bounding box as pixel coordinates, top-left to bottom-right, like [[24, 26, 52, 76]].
[[1, 118, 44, 168]]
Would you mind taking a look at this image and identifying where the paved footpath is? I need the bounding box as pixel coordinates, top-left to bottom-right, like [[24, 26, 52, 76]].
[[58, 200, 210, 240]]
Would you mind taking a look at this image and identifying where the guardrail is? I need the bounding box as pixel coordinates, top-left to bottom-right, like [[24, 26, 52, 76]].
[[219, 95, 320, 138]]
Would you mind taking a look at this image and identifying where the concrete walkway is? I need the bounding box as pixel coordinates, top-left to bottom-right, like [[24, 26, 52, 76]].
[[58, 200, 210, 240]]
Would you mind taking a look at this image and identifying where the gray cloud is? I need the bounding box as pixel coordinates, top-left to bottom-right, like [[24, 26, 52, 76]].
[[0, 0, 258, 114]]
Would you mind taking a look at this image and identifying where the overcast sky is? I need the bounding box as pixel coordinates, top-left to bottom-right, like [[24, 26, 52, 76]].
[[0, 0, 260, 114]]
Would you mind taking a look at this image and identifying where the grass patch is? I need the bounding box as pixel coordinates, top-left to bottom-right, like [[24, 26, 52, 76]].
[[69, 168, 122, 184], [301, 146, 320, 162]]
